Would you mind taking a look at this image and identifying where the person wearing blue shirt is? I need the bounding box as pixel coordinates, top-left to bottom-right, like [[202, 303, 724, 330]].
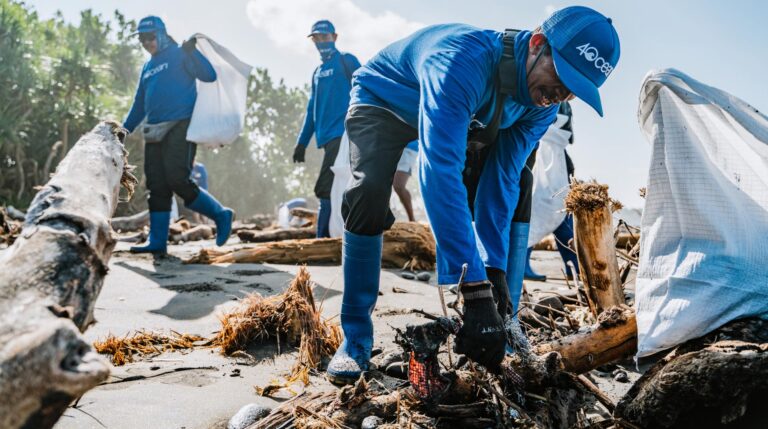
[[327, 6, 621, 385], [292, 20, 361, 238], [123, 16, 234, 253]]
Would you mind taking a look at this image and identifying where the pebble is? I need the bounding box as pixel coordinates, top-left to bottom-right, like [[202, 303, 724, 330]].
[[400, 271, 417, 280], [361, 415, 383, 429], [227, 404, 271, 429], [534, 296, 564, 315], [416, 271, 431, 282], [613, 369, 629, 383]]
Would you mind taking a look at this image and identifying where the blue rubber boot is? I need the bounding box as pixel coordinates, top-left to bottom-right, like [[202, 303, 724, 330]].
[[316, 198, 331, 238], [504, 222, 530, 354], [130, 211, 170, 253], [327, 231, 382, 385], [506, 222, 531, 316], [524, 247, 547, 281], [186, 188, 234, 246], [553, 215, 579, 279]]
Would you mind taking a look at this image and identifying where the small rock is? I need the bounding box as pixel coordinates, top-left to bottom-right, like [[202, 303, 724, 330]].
[[228, 404, 271, 429], [385, 361, 409, 379], [361, 415, 383, 429], [613, 369, 629, 383], [149, 365, 160, 371], [416, 271, 431, 282], [400, 271, 416, 280], [534, 296, 564, 316], [230, 368, 241, 377]]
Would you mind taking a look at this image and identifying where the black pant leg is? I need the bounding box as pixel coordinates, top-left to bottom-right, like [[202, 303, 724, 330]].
[[145, 139, 173, 212], [161, 120, 200, 205], [342, 106, 418, 236], [314, 137, 341, 199], [512, 146, 538, 223]]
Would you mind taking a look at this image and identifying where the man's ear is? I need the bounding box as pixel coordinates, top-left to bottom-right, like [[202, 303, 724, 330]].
[[332, 33, 338, 42], [529, 33, 548, 55]]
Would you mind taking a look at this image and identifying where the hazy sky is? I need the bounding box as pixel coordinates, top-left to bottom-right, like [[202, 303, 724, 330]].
[[30, 0, 768, 208]]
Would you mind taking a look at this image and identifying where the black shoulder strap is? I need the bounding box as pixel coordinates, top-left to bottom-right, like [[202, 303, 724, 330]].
[[339, 53, 354, 82], [466, 29, 520, 149]]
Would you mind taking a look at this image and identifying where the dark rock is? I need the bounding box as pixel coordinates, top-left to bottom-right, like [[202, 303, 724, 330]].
[[534, 296, 564, 316]]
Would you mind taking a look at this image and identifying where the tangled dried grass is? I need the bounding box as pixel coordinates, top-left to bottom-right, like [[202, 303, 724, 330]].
[[565, 180, 623, 213], [93, 330, 205, 366], [213, 266, 341, 384]]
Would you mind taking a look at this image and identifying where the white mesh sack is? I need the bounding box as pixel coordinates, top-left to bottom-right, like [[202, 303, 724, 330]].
[[635, 68, 768, 357]]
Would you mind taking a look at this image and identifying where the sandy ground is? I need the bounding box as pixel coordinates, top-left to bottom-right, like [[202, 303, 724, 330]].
[[52, 238, 644, 429]]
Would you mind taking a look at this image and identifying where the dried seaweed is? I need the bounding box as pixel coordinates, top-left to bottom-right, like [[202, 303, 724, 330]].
[[93, 330, 205, 366], [565, 180, 623, 213]]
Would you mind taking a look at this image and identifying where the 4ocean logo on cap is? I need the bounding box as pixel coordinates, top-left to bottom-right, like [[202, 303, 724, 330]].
[[575, 43, 614, 77]]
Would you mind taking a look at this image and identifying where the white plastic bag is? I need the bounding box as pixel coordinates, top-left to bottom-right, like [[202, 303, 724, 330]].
[[329, 133, 352, 238], [635, 68, 768, 357], [186, 34, 252, 147], [528, 113, 571, 247]]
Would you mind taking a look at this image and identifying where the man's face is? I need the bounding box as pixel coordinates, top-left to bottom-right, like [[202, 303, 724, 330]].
[[310, 33, 337, 44], [139, 32, 158, 55], [525, 34, 574, 108]]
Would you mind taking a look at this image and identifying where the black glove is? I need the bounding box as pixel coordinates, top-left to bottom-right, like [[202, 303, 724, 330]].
[[181, 38, 197, 53], [486, 267, 511, 318], [292, 144, 306, 163], [454, 281, 507, 373]]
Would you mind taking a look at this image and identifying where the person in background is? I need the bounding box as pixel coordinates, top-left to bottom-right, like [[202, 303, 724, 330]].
[[292, 20, 361, 238], [525, 102, 580, 281], [326, 7, 621, 384], [393, 140, 419, 222], [123, 16, 234, 253]]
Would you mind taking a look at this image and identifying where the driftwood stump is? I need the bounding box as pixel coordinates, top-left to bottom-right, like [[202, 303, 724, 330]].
[[0, 121, 136, 429], [565, 180, 625, 315], [616, 318, 768, 428], [109, 209, 148, 232], [237, 227, 316, 243]]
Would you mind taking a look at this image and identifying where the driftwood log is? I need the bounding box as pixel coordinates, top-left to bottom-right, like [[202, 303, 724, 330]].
[[565, 180, 625, 315], [237, 227, 316, 243], [289, 207, 317, 225], [187, 222, 436, 270], [534, 305, 638, 374], [616, 318, 768, 428], [109, 209, 148, 232], [170, 224, 214, 244], [0, 121, 136, 429]]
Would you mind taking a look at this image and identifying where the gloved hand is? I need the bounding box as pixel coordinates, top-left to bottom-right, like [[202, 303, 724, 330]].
[[292, 144, 306, 163], [486, 267, 511, 318], [181, 38, 197, 53], [454, 281, 507, 372]]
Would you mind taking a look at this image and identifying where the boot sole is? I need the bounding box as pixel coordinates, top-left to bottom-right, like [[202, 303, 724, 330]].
[[326, 371, 362, 386]]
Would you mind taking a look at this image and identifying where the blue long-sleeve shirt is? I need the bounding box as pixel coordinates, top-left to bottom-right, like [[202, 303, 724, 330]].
[[123, 44, 217, 133], [350, 24, 556, 284], [297, 50, 361, 148]]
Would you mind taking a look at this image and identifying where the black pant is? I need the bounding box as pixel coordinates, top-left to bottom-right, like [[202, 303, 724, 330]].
[[144, 119, 200, 212], [463, 144, 537, 223], [343, 106, 418, 235], [314, 137, 341, 199]]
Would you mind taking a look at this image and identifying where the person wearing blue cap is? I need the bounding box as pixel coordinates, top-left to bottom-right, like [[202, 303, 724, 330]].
[[123, 16, 234, 254], [327, 6, 620, 384], [292, 20, 361, 239]]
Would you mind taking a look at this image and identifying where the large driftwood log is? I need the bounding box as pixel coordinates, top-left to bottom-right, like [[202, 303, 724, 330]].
[[616, 318, 768, 428], [237, 227, 316, 243], [0, 121, 136, 429], [289, 207, 317, 225], [187, 222, 436, 270], [565, 180, 625, 315], [534, 305, 637, 374], [109, 209, 148, 232]]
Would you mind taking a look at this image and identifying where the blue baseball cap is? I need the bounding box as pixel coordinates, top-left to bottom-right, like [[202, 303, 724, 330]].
[[133, 16, 166, 35], [308, 20, 335, 37], [542, 6, 620, 116]]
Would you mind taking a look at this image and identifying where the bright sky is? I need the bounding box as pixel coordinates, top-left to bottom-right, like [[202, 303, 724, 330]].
[[30, 0, 768, 208]]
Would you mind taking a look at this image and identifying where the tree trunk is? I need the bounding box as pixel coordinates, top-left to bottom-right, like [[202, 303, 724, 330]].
[[187, 222, 436, 271], [0, 121, 137, 429], [533, 305, 638, 374], [110, 209, 149, 232], [237, 227, 316, 243], [616, 318, 768, 428], [565, 181, 625, 315]]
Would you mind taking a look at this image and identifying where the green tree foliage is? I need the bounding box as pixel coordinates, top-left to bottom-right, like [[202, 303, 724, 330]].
[[1, 1, 317, 218], [0, 1, 142, 206]]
